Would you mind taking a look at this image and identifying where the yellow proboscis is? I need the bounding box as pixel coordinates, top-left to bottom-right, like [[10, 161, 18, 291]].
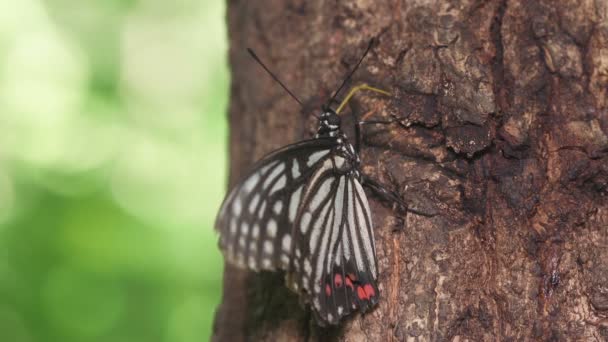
[[335, 84, 391, 114]]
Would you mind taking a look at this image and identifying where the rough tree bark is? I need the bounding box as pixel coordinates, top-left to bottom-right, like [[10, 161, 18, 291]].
[[214, 0, 608, 341]]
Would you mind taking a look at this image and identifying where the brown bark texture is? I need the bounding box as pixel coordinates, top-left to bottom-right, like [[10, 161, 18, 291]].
[[214, 0, 608, 341]]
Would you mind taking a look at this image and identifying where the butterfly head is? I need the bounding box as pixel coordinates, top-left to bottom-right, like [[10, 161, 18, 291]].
[[316, 107, 342, 138]]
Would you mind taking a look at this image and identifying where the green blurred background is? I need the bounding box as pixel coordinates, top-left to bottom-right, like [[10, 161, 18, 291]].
[[0, 0, 228, 341]]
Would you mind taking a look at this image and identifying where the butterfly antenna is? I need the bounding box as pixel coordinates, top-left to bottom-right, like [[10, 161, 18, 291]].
[[247, 48, 304, 108], [327, 38, 375, 107]]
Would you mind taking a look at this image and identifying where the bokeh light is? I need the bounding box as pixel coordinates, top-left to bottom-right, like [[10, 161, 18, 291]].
[[0, 0, 228, 341]]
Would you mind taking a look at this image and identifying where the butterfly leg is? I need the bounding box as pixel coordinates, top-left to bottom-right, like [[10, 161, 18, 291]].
[[361, 175, 407, 213], [361, 174, 436, 218], [361, 174, 410, 234], [334, 83, 392, 152], [354, 116, 398, 154], [355, 114, 437, 218], [338, 86, 434, 217]]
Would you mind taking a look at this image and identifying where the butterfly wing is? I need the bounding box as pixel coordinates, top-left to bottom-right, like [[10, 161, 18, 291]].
[[215, 138, 339, 271], [288, 155, 379, 325]]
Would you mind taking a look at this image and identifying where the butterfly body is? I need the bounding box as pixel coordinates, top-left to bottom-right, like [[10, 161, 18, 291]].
[[216, 107, 380, 325]]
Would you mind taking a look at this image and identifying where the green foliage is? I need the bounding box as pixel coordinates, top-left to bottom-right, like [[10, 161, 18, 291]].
[[0, 1, 228, 341]]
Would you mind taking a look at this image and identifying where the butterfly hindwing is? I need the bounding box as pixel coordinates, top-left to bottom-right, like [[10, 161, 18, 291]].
[[289, 155, 379, 325], [215, 138, 338, 271]]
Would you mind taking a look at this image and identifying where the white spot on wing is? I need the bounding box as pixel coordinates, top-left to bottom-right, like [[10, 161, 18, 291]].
[[353, 178, 372, 218], [340, 228, 350, 260], [258, 201, 267, 218], [316, 177, 344, 282], [262, 258, 272, 268], [292, 159, 300, 178], [252, 224, 260, 239], [327, 178, 345, 272], [310, 177, 334, 211], [335, 244, 342, 266], [249, 193, 260, 213], [304, 259, 312, 276], [270, 175, 286, 194], [248, 256, 256, 269], [305, 159, 333, 196], [342, 184, 353, 260], [333, 156, 346, 169], [354, 179, 376, 277], [219, 189, 236, 218], [243, 173, 260, 192], [307, 150, 330, 166], [300, 212, 312, 233], [267, 219, 277, 237], [233, 198, 242, 216], [263, 163, 285, 189], [236, 253, 245, 267], [264, 240, 273, 254], [230, 218, 237, 235], [302, 276, 310, 289], [259, 161, 277, 176], [282, 235, 292, 253], [310, 200, 331, 252], [280, 254, 290, 266], [347, 180, 365, 275], [240, 222, 249, 235], [289, 186, 303, 222], [273, 201, 283, 214]]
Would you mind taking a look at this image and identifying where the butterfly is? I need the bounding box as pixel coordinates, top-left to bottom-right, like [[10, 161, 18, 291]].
[[215, 39, 393, 325]]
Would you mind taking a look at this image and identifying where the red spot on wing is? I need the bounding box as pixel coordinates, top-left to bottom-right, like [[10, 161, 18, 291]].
[[363, 284, 376, 298], [325, 284, 332, 296], [334, 274, 343, 287], [357, 286, 368, 300], [345, 276, 354, 289]]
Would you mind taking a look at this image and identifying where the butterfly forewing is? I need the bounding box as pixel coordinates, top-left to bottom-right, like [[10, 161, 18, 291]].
[[215, 138, 338, 272]]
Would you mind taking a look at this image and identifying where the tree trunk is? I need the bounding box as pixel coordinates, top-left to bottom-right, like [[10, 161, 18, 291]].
[[214, 0, 608, 340]]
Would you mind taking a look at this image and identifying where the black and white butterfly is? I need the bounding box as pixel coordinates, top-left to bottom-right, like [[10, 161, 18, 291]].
[[215, 40, 392, 325]]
